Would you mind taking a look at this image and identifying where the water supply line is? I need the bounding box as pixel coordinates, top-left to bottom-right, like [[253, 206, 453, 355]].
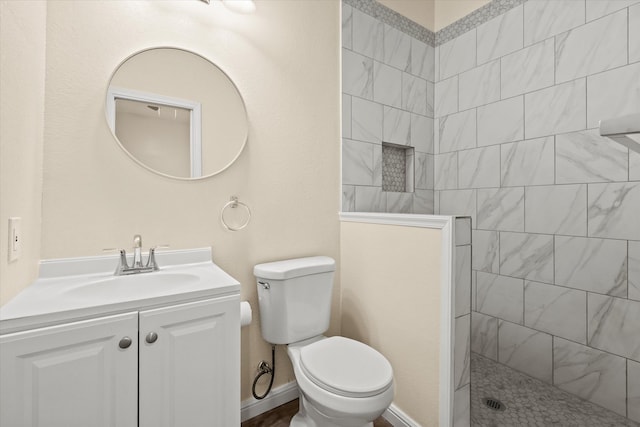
[[252, 345, 275, 400]]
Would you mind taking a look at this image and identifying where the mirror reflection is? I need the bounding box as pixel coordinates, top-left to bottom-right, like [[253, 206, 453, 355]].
[[106, 48, 248, 179]]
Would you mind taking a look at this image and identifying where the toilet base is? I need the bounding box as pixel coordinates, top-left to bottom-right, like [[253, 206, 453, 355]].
[[289, 392, 374, 427]]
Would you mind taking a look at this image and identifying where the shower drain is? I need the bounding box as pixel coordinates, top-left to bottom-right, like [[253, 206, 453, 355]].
[[482, 397, 506, 412]]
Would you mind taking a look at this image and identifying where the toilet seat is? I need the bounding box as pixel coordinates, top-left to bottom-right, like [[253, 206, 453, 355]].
[[299, 336, 393, 398]]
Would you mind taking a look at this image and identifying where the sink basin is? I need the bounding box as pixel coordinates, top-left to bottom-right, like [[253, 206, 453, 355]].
[[64, 272, 200, 301]]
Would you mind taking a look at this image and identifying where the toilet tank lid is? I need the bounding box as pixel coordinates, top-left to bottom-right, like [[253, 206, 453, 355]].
[[253, 256, 335, 280]]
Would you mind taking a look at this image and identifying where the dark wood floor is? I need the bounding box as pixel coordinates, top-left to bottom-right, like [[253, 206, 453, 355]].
[[241, 399, 393, 427]]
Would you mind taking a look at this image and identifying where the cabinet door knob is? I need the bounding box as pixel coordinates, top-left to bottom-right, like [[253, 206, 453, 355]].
[[119, 336, 132, 349], [145, 332, 158, 344]]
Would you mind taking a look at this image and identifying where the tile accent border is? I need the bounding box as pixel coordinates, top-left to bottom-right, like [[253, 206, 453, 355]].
[[346, 0, 527, 47], [344, 0, 435, 46], [436, 0, 525, 45]]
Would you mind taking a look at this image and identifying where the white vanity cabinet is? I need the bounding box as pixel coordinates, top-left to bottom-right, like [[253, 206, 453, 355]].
[[0, 295, 240, 427], [0, 312, 140, 427]]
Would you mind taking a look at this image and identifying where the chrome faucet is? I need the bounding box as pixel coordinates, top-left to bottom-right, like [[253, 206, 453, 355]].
[[114, 234, 160, 275]]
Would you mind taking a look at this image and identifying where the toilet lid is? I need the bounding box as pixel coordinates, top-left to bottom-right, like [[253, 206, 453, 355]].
[[299, 336, 393, 398]]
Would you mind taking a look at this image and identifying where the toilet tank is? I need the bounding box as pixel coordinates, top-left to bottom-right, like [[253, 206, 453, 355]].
[[254, 256, 335, 345]]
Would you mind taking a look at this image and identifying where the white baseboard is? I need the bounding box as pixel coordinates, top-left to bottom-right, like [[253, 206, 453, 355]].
[[382, 403, 421, 427], [241, 383, 419, 427], [240, 381, 299, 422]]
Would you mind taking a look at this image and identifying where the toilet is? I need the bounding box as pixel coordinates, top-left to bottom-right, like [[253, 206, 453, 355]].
[[254, 256, 394, 427]]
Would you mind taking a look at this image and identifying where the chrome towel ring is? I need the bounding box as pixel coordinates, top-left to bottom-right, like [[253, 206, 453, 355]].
[[221, 196, 251, 231]]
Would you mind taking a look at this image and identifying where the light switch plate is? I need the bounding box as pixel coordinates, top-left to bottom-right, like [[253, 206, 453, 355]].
[[8, 217, 21, 262]]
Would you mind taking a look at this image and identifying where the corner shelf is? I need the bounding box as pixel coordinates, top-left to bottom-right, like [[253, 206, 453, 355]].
[[599, 113, 640, 154]]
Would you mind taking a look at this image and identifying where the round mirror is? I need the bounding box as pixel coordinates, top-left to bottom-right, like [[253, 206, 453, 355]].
[[106, 47, 248, 179]]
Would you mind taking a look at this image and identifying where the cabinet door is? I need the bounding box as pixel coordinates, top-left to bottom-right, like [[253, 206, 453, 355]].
[[139, 295, 240, 427], [0, 312, 138, 427]]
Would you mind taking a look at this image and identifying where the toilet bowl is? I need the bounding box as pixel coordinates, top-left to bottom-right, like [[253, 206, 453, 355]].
[[253, 256, 395, 427], [287, 336, 394, 427]]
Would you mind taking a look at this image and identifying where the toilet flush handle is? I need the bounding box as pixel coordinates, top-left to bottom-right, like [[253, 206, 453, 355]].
[[258, 281, 270, 290]]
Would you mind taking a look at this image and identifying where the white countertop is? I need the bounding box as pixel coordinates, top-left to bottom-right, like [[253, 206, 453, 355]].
[[0, 248, 240, 334]]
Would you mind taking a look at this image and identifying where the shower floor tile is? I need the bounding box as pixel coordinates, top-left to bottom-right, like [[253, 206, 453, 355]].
[[471, 352, 639, 427]]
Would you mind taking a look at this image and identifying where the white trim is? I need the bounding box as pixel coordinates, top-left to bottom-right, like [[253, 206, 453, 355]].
[[339, 212, 452, 229], [382, 403, 422, 427], [339, 212, 455, 427], [106, 86, 203, 178], [240, 381, 299, 422], [440, 218, 455, 427]]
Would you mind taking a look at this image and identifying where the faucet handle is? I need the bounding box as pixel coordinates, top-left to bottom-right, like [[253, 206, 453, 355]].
[[146, 247, 161, 271]]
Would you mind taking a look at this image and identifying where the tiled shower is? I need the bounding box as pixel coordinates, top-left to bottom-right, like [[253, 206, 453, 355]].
[[342, 0, 640, 425]]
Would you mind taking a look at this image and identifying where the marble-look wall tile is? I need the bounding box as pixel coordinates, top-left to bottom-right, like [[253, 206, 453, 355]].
[[477, 187, 525, 232], [554, 337, 627, 416], [524, 0, 585, 46], [373, 61, 402, 108], [434, 190, 440, 214], [382, 106, 411, 146], [343, 139, 374, 185], [477, 5, 523, 65], [477, 272, 524, 324], [342, 49, 373, 99], [386, 191, 413, 213], [402, 73, 427, 115], [439, 29, 476, 81], [342, 4, 352, 49], [454, 314, 471, 389], [631, 4, 640, 63], [413, 189, 434, 214], [630, 360, 640, 423], [525, 184, 587, 236], [472, 230, 499, 273], [501, 38, 554, 99], [355, 186, 386, 212], [455, 217, 471, 246], [632, 148, 640, 181], [453, 384, 470, 427], [499, 232, 554, 283], [471, 312, 498, 360], [351, 96, 382, 144], [501, 137, 554, 187], [498, 320, 553, 383], [555, 10, 628, 84], [471, 271, 477, 311], [435, 76, 459, 118], [434, 152, 458, 190], [524, 79, 586, 139], [459, 60, 501, 111], [587, 62, 640, 128], [555, 236, 628, 296], [525, 281, 587, 344], [440, 189, 477, 225], [586, 0, 640, 22], [410, 114, 433, 154], [439, 109, 476, 153], [477, 96, 524, 147], [383, 24, 410, 72], [588, 294, 640, 361], [426, 81, 434, 117], [458, 146, 500, 189], [415, 152, 433, 190], [456, 245, 471, 317], [342, 94, 351, 138], [352, 8, 383, 61], [588, 182, 640, 240], [556, 130, 628, 184], [630, 241, 640, 302], [411, 39, 435, 82], [342, 185, 355, 212]]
